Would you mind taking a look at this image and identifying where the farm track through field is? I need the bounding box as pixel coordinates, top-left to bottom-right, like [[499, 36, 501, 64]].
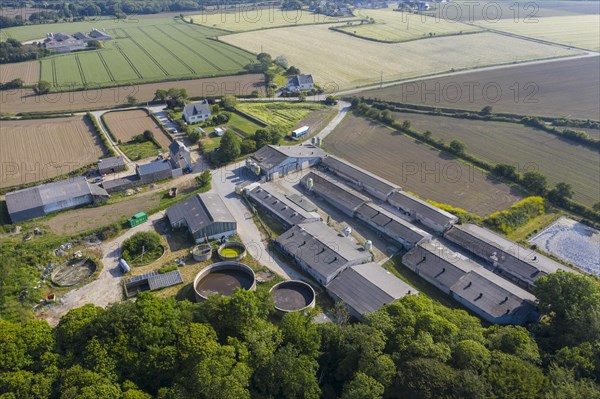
[[51, 58, 58, 86], [136, 26, 197, 74], [74, 55, 87, 85], [170, 23, 247, 67], [97, 52, 116, 82], [113, 41, 144, 79], [153, 25, 223, 71], [116, 28, 170, 76]]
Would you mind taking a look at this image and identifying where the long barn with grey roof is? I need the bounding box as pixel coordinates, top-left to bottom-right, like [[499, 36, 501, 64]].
[[445, 223, 570, 289], [6, 176, 109, 223], [247, 144, 324, 181], [245, 183, 320, 228], [166, 193, 236, 243], [327, 263, 417, 321], [275, 222, 372, 285], [388, 191, 458, 233], [403, 240, 538, 325], [301, 170, 371, 216], [321, 155, 400, 200]]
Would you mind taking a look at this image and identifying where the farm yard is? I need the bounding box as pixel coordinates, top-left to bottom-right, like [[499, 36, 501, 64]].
[[337, 7, 481, 42], [323, 115, 522, 215], [221, 26, 578, 90], [236, 102, 327, 129], [358, 56, 600, 120], [0, 117, 105, 189], [0, 60, 39, 85], [390, 111, 600, 206], [0, 74, 264, 114], [34, 17, 255, 90]]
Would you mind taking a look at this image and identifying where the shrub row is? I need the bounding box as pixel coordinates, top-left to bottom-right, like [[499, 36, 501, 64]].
[[86, 112, 116, 157], [485, 197, 545, 234]]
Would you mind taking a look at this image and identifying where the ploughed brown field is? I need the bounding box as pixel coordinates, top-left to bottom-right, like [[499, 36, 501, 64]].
[[103, 109, 172, 149], [0, 116, 105, 189], [0, 74, 264, 114], [357, 56, 600, 121], [323, 114, 522, 216], [0, 60, 40, 86]]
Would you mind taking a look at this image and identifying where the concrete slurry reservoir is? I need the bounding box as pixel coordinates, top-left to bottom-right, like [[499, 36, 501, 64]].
[[193, 261, 256, 301], [270, 280, 316, 313], [191, 244, 213, 262], [217, 241, 247, 261]]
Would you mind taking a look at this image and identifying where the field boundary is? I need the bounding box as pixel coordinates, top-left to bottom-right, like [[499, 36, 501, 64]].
[[330, 24, 483, 44]]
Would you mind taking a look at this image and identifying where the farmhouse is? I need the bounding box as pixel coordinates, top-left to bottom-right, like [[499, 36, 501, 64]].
[[97, 156, 126, 175], [169, 140, 193, 173], [321, 155, 400, 200], [403, 240, 538, 325], [388, 191, 458, 233], [245, 183, 320, 228], [286, 74, 315, 92], [301, 170, 371, 216], [355, 202, 432, 249], [183, 100, 211, 124], [326, 263, 417, 321], [275, 222, 372, 285], [6, 176, 109, 223], [246, 144, 324, 181], [166, 193, 237, 243], [43, 29, 111, 53], [445, 223, 570, 289]]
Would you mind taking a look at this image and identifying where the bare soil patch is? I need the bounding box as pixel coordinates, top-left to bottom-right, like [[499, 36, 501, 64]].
[[0, 60, 40, 85]]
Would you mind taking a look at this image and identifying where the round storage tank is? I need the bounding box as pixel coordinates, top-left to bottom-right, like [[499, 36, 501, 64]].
[[193, 261, 256, 301], [191, 244, 212, 262], [270, 280, 316, 314], [217, 241, 247, 261]]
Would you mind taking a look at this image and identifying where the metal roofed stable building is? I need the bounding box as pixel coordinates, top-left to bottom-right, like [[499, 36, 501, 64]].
[[275, 222, 372, 285], [445, 223, 570, 289], [246, 183, 320, 228], [301, 170, 371, 217], [166, 193, 237, 243], [183, 100, 211, 124], [388, 191, 458, 233], [6, 176, 109, 223], [321, 155, 400, 200], [403, 240, 538, 325], [247, 144, 324, 181], [327, 263, 417, 321], [97, 156, 126, 175], [355, 202, 432, 249]]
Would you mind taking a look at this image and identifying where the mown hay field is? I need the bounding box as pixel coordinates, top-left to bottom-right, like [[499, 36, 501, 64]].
[[473, 14, 600, 51], [358, 56, 600, 120], [187, 7, 356, 32], [390, 111, 600, 206], [236, 102, 326, 129], [0, 60, 39, 85], [103, 109, 172, 149], [221, 26, 579, 90], [36, 18, 256, 90], [338, 7, 481, 42], [0, 74, 264, 114], [0, 117, 105, 189], [323, 114, 522, 215]]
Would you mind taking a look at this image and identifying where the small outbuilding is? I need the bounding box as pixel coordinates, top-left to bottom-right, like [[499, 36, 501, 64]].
[[97, 156, 126, 175], [137, 160, 173, 185]]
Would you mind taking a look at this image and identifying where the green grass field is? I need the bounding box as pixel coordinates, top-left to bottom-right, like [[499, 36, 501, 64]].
[[26, 17, 256, 90], [337, 7, 481, 42], [119, 141, 161, 161], [236, 102, 326, 129], [391, 111, 600, 206]]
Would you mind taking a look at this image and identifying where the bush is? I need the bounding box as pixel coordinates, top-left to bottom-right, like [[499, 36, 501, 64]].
[[484, 197, 545, 234], [121, 232, 163, 266]]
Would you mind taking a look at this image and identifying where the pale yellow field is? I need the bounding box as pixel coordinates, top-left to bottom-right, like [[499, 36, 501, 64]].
[[337, 7, 481, 42], [474, 15, 600, 51], [187, 7, 356, 32], [221, 26, 580, 90], [0, 60, 40, 85]]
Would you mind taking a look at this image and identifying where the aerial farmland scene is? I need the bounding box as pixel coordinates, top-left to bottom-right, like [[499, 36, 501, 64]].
[[0, 0, 599, 397]]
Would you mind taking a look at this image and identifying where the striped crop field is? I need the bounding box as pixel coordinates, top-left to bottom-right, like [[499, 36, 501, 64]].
[[36, 17, 255, 90], [236, 102, 326, 129]]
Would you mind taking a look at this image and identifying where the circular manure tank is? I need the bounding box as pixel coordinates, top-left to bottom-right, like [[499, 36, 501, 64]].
[[193, 261, 256, 301], [217, 241, 247, 261], [191, 244, 213, 262], [51, 258, 97, 287], [270, 280, 316, 314]]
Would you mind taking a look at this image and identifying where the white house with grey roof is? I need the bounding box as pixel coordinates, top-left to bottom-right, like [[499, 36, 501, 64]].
[[444, 223, 570, 290], [183, 100, 211, 124], [286, 74, 315, 91], [403, 240, 539, 325], [6, 176, 109, 223], [388, 191, 458, 233], [327, 263, 417, 321], [166, 193, 237, 243], [275, 222, 372, 285], [247, 144, 324, 181]]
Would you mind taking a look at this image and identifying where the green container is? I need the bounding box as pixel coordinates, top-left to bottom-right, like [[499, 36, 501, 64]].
[[129, 212, 148, 227]]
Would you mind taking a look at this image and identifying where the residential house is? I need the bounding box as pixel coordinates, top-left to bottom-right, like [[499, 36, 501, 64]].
[[183, 100, 211, 124], [286, 74, 315, 92]]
